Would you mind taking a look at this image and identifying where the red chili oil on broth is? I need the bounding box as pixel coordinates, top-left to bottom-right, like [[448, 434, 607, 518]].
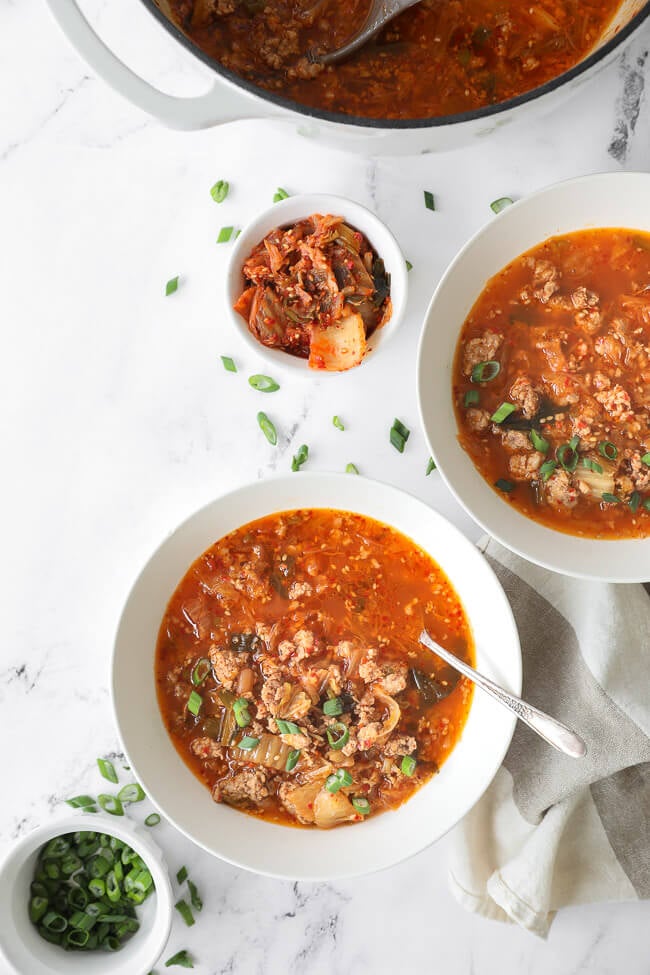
[[155, 509, 474, 829]]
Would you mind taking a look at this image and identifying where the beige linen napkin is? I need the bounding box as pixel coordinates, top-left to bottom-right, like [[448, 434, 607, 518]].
[[449, 536, 650, 937]]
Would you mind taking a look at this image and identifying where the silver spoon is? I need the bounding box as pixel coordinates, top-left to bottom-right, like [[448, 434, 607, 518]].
[[318, 0, 423, 64], [419, 629, 587, 759]]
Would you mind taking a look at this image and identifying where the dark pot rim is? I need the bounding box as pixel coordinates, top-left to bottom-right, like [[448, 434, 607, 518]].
[[140, 1, 650, 130]]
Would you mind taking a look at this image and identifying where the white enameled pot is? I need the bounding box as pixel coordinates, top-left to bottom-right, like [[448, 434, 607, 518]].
[[45, 0, 650, 155]]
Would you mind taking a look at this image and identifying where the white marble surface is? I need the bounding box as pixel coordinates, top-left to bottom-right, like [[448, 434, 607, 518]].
[[3, 1, 650, 971]]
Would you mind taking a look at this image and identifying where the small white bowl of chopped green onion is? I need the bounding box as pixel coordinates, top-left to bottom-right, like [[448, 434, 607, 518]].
[[0, 811, 173, 975]]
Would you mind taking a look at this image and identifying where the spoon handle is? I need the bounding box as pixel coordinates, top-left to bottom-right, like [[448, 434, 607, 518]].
[[419, 630, 586, 759]]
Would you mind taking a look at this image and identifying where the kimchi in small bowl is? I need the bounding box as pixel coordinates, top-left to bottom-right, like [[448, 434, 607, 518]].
[[225, 194, 408, 374]]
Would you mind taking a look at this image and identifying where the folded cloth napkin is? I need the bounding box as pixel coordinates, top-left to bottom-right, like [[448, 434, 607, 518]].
[[449, 535, 650, 937]]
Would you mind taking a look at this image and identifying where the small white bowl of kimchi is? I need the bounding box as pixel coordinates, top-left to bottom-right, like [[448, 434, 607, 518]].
[[225, 194, 408, 373]]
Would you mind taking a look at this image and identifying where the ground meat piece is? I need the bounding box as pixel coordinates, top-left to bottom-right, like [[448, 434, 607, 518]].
[[341, 730, 358, 757], [462, 331, 503, 376], [377, 665, 408, 695], [258, 29, 300, 70], [546, 469, 579, 510], [287, 581, 313, 599], [208, 647, 250, 690], [278, 628, 316, 662], [359, 650, 382, 684], [509, 451, 544, 481], [466, 408, 491, 432], [383, 735, 417, 757], [570, 403, 600, 441], [571, 286, 599, 309], [531, 260, 560, 302], [614, 474, 634, 500], [212, 768, 270, 805], [591, 371, 611, 391], [534, 330, 567, 371], [279, 731, 310, 750], [190, 737, 224, 761], [357, 722, 382, 750], [594, 384, 634, 422], [594, 333, 624, 364], [500, 429, 532, 452], [355, 689, 377, 726], [627, 453, 650, 490], [509, 376, 540, 419], [575, 308, 602, 333], [211, 0, 236, 13]]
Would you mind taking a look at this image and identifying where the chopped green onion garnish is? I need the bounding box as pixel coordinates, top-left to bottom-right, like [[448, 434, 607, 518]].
[[491, 402, 516, 424], [530, 429, 549, 453], [405, 259, 413, 272], [233, 697, 251, 728], [187, 691, 202, 716], [165, 276, 179, 296], [165, 949, 194, 968], [257, 412, 277, 445], [65, 795, 95, 809], [276, 719, 301, 735], [285, 749, 300, 772], [345, 463, 359, 474], [423, 190, 435, 211], [291, 444, 309, 472], [351, 797, 371, 816], [644, 499, 650, 512], [176, 866, 188, 885], [598, 441, 618, 461], [117, 783, 145, 804], [540, 459, 557, 481], [569, 435, 580, 450], [175, 899, 195, 927], [217, 226, 234, 243], [323, 697, 343, 717], [495, 478, 514, 493], [221, 356, 237, 373], [249, 374, 280, 392], [582, 457, 603, 474], [464, 389, 480, 406], [602, 493, 621, 504], [400, 755, 417, 776], [144, 813, 161, 827], [326, 722, 350, 750], [273, 187, 289, 202], [325, 769, 353, 793], [97, 795, 124, 816], [237, 736, 259, 751], [490, 197, 513, 214], [97, 758, 118, 784], [210, 180, 229, 203], [332, 415, 345, 431], [390, 418, 410, 453], [471, 360, 501, 383], [557, 441, 579, 472], [191, 658, 211, 686], [187, 880, 202, 912], [426, 457, 436, 475], [630, 491, 641, 513], [642, 453, 650, 466]]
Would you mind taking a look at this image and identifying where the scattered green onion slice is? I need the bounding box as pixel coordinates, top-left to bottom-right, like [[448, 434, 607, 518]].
[[582, 457, 603, 474], [187, 691, 202, 716], [323, 697, 343, 716], [285, 749, 301, 772], [291, 444, 309, 472], [176, 866, 188, 885], [257, 412, 277, 445], [644, 499, 650, 512], [249, 374, 280, 392], [630, 491, 641, 513], [390, 418, 410, 453], [325, 769, 353, 793], [187, 880, 202, 912], [276, 719, 301, 735], [540, 459, 558, 481], [351, 797, 371, 816], [345, 463, 359, 475], [221, 355, 237, 373], [599, 441, 618, 461], [332, 415, 345, 431], [65, 795, 95, 809], [405, 259, 413, 272], [470, 360, 500, 383], [191, 658, 211, 686], [117, 783, 145, 804], [273, 187, 289, 202], [491, 403, 516, 424], [426, 457, 436, 475], [97, 795, 124, 817], [464, 390, 480, 406], [642, 453, 650, 466], [423, 190, 435, 211], [238, 736, 260, 750], [165, 276, 179, 296], [210, 179, 229, 203], [97, 759, 118, 784], [557, 442, 579, 473], [530, 429, 549, 453], [30, 897, 48, 923], [165, 949, 194, 968], [175, 899, 195, 927], [144, 814, 161, 827], [495, 478, 514, 493], [602, 493, 621, 504], [569, 434, 580, 450], [400, 755, 417, 777], [232, 697, 252, 728], [326, 722, 350, 750], [217, 226, 234, 243], [490, 196, 514, 214]]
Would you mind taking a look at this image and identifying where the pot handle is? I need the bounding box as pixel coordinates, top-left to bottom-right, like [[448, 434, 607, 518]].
[[45, 0, 279, 129]]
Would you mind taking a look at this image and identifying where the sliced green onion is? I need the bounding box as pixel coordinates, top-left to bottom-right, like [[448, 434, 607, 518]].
[[602, 493, 621, 504], [232, 697, 251, 728], [405, 259, 413, 272], [273, 187, 289, 202], [490, 196, 513, 214], [582, 457, 603, 474], [43, 912, 68, 933], [249, 374, 280, 392], [530, 429, 549, 453], [644, 499, 650, 511], [326, 722, 350, 750], [217, 226, 234, 243], [642, 453, 650, 466], [599, 441, 618, 461], [275, 719, 301, 735], [569, 435, 580, 450], [285, 749, 300, 772], [322, 698, 343, 717], [464, 389, 480, 406], [187, 691, 202, 716], [291, 444, 309, 471], [351, 797, 371, 816], [30, 897, 48, 923], [325, 769, 353, 793], [540, 459, 557, 481], [237, 736, 260, 750], [221, 355, 237, 373], [97, 795, 124, 816], [557, 441, 579, 472], [390, 418, 410, 453], [165, 950, 194, 968], [257, 412, 277, 445], [176, 866, 188, 885], [491, 402, 516, 424], [165, 276, 179, 296], [495, 478, 514, 493], [630, 491, 641, 513], [191, 658, 211, 686], [88, 878, 105, 898], [210, 179, 229, 203], [426, 457, 436, 475], [97, 759, 118, 784], [144, 813, 161, 827], [175, 899, 195, 927], [44, 837, 70, 858], [332, 415, 345, 431], [400, 755, 417, 777], [423, 190, 435, 211], [470, 360, 500, 383], [345, 463, 359, 474], [65, 795, 95, 809], [187, 880, 202, 912], [117, 783, 146, 804]]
